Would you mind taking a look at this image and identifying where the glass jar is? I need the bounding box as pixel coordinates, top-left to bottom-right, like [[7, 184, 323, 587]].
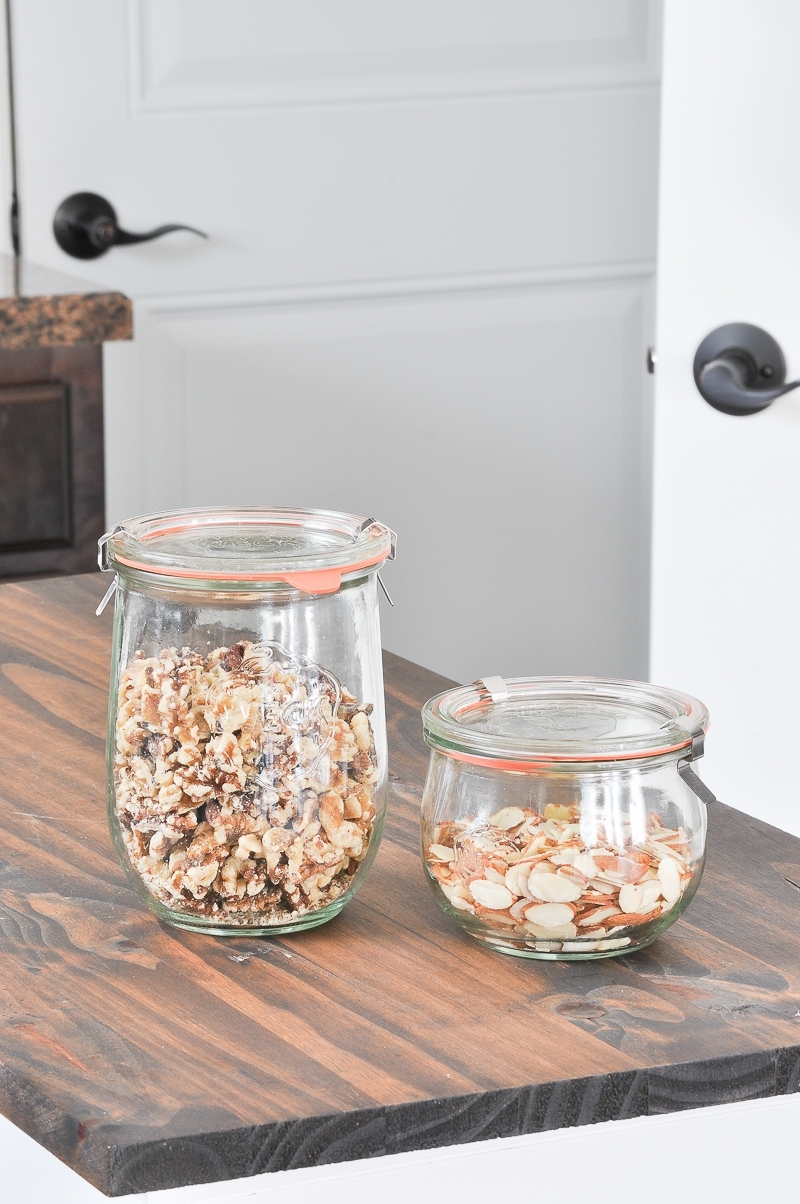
[[420, 676, 712, 960], [100, 507, 394, 936]]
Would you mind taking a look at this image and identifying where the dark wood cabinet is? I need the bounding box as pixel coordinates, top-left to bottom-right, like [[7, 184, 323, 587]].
[[0, 258, 132, 580], [0, 345, 103, 577]]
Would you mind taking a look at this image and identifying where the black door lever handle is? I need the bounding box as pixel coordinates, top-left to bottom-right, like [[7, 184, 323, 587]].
[[694, 322, 800, 415], [697, 356, 800, 415], [53, 192, 208, 259]]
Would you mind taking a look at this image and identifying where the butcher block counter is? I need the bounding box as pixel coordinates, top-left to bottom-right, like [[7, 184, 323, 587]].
[[0, 574, 799, 1197]]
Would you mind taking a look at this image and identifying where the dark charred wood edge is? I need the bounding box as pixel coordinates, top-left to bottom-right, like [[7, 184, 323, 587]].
[[2, 1046, 795, 1195]]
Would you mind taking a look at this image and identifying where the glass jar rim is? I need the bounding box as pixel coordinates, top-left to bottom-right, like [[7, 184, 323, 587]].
[[102, 507, 394, 594], [422, 676, 709, 769]]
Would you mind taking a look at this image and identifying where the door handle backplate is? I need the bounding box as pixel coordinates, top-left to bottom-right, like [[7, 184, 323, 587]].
[[693, 322, 800, 416]]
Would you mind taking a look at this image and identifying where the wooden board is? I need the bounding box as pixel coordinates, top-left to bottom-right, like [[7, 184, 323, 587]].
[[0, 574, 798, 1197]]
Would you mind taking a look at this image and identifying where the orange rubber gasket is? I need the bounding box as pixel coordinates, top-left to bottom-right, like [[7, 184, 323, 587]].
[[112, 549, 388, 594], [429, 738, 695, 771]]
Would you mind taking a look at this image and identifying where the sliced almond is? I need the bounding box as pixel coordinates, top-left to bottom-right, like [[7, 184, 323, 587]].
[[640, 879, 664, 906], [524, 901, 575, 928], [595, 871, 627, 888], [649, 828, 680, 841], [543, 804, 573, 821], [474, 907, 516, 926], [573, 852, 598, 878], [618, 883, 644, 913], [588, 877, 620, 894], [549, 848, 579, 865], [489, 806, 526, 830], [577, 905, 621, 926], [519, 832, 549, 857], [610, 911, 654, 927], [440, 884, 475, 913], [657, 854, 682, 902], [615, 851, 651, 883], [520, 815, 543, 833], [525, 921, 578, 940], [429, 800, 691, 956], [557, 864, 589, 887], [531, 857, 556, 873], [469, 879, 514, 910], [528, 871, 583, 904], [597, 936, 631, 951], [505, 863, 535, 898], [645, 839, 686, 866]]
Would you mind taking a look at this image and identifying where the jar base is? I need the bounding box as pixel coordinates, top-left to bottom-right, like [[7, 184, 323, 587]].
[[150, 900, 346, 937], [469, 930, 659, 961]]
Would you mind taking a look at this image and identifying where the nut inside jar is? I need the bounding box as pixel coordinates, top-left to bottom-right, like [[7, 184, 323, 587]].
[[113, 639, 378, 926], [425, 802, 699, 955]]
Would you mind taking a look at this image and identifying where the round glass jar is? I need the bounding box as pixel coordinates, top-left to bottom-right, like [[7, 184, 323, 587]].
[[420, 677, 711, 960], [101, 507, 394, 935]]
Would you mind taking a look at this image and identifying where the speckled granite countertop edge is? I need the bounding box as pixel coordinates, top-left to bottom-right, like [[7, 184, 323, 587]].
[[0, 291, 133, 349]]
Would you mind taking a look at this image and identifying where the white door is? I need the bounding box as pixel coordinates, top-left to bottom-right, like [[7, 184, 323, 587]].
[[651, 0, 800, 835], [4, 1, 661, 685]]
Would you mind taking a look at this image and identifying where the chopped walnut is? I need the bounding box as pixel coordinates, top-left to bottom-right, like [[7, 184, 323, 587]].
[[114, 641, 378, 926]]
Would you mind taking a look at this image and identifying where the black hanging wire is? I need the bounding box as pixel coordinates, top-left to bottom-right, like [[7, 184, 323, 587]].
[[3, 0, 19, 282]]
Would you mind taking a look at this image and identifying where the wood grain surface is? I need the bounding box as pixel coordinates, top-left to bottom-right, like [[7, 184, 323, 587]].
[[0, 575, 799, 1196]]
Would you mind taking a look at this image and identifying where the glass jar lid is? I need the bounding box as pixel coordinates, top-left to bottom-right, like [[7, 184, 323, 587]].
[[102, 507, 395, 594], [422, 676, 709, 768]]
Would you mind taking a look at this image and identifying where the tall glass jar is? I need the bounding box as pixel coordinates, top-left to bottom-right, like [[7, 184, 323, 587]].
[[420, 677, 712, 960], [101, 508, 394, 936]]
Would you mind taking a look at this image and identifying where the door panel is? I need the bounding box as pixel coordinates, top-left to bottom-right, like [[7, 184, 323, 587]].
[[11, 0, 660, 681], [114, 275, 653, 682], [132, 0, 657, 110], [652, 2, 800, 834]]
